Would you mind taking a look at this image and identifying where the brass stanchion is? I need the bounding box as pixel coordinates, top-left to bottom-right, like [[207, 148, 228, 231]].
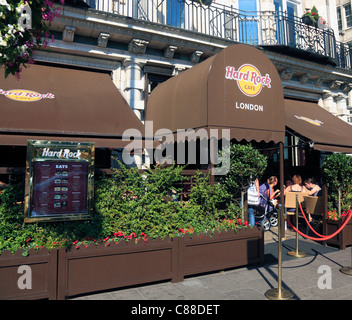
[[287, 194, 307, 258], [265, 205, 294, 300], [340, 226, 352, 276]]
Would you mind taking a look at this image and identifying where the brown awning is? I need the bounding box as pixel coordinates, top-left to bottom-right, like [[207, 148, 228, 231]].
[[285, 99, 352, 153], [0, 64, 145, 148], [146, 44, 285, 144]]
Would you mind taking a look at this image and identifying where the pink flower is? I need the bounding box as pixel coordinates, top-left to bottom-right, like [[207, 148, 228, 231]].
[[44, 0, 54, 8]]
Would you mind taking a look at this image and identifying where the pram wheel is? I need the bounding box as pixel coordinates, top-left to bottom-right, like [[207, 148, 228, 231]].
[[260, 217, 271, 231], [269, 212, 278, 227]]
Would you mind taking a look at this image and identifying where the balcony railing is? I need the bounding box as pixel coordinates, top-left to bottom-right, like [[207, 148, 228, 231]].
[[84, 0, 352, 70]]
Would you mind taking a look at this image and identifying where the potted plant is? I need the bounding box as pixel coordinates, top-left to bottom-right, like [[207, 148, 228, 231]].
[[322, 153, 352, 249], [301, 6, 320, 27], [217, 143, 267, 221], [317, 16, 328, 29], [324, 210, 352, 249]]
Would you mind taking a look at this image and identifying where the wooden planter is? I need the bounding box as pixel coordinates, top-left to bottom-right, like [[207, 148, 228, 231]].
[[179, 228, 264, 281], [0, 227, 263, 300], [0, 248, 58, 300], [323, 218, 352, 250]]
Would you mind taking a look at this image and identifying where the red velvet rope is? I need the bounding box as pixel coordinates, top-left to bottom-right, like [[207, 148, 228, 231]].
[[298, 203, 328, 237], [286, 206, 352, 241]]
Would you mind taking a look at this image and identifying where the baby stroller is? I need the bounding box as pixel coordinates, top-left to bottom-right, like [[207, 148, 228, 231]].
[[254, 193, 278, 231]]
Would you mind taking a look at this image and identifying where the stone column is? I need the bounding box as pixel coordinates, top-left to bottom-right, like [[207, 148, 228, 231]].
[[119, 58, 148, 169], [322, 92, 337, 115], [334, 93, 349, 122], [122, 58, 147, 121]]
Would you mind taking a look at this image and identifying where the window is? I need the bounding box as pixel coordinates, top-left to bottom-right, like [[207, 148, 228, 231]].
[[238, 0, 258, 44], [344, 3, 352, 28], [337, 7, 342, 30], [167, 0, 185, 28], [274, 0, 300, 46], [238, 0, 257, 12], [274, 0, 299, 16]]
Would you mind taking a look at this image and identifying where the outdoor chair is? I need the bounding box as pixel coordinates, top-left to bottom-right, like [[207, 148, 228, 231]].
[[303, 195, 324, 232], [285, 191, 309, 234]]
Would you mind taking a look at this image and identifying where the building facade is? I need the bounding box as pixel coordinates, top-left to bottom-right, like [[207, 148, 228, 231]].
[[2, 0, 351, 175], [336, 0, 352, 108], [38, 0, 352, 123]]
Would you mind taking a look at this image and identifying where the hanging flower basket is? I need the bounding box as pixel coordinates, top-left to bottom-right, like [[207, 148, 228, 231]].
[[0, 0, 64, 79]]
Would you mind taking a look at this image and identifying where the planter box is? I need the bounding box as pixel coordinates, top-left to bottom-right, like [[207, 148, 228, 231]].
[[0, 248, 57, 300], [302, 16, 317, 27], [179, 228, 264, 281], [0, 226, 263, 300], [323, 218, 352, 250], [57, 237, 178, 299]]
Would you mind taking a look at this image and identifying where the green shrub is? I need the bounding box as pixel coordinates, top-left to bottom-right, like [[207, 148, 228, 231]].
[[322, 153, 352, 215], [218, 143, 267, 197], [0, 163, 244, 255]]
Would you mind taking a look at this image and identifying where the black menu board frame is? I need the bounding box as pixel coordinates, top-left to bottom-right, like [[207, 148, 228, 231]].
[[24, 140, 95, 223]]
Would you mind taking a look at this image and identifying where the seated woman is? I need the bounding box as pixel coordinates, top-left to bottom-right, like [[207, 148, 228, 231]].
[[284, 174, 310, 222], [304, 178, 322, 197], [284, 175, 308, 195]]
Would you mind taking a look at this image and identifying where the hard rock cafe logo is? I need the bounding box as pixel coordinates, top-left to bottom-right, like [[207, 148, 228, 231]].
[[225, 64, 271, 97], [294, 115, 323, 126], [0, 89, 55, 102]]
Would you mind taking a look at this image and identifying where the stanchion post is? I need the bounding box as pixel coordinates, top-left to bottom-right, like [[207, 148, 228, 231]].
[[265, 205, 294, 300], [287, 194, 307, 258], [340, 214, 352, 276]]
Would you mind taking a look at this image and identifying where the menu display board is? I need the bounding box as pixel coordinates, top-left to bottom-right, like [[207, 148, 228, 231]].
[[25, 141, 95, 223]]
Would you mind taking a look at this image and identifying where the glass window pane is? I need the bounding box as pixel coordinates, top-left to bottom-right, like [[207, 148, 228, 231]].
[[344, 4, 352, 28], [337, 7, 342, 30]]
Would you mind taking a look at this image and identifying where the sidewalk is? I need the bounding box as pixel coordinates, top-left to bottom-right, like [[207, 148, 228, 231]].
[[71, 227, 352, 300]]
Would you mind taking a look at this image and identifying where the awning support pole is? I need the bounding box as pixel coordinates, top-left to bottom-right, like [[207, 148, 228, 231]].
[[279, 142, 285, 239]]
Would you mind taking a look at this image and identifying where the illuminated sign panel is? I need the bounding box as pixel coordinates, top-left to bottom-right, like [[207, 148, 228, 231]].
[[25, 140, 95, 223]]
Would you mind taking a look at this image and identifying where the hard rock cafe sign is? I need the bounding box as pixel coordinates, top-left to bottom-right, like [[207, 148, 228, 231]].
[[225, 64, 272, 97], [0, 89, 55, 102], [294, 115, 324, 126]]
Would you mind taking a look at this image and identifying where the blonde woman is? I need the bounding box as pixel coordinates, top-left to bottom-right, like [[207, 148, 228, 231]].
[[284, 174, 310, 221], [284, 175, 309, 195]]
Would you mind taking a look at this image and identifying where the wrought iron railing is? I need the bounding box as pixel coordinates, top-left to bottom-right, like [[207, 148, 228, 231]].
[[84, 0, 352, 70]]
